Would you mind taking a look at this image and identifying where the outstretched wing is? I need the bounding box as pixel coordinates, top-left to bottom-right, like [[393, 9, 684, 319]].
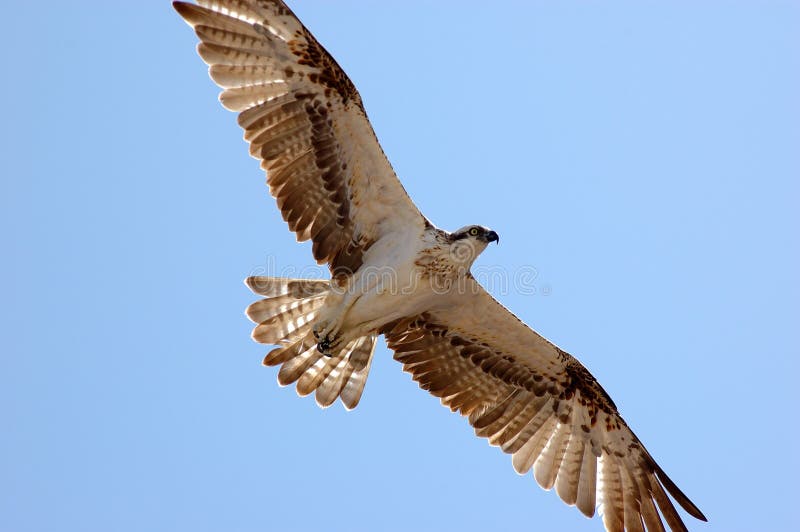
[[174, 0, 427, 276], [382, 278, 706, 532]]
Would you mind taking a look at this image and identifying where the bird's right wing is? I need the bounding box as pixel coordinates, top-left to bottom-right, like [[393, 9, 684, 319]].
[[174, 0, 429, 277]]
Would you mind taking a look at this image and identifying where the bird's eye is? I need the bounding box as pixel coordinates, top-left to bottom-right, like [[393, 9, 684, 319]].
[[469, 227, 479, 236]]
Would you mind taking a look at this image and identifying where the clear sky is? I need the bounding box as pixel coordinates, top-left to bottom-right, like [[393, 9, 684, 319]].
[[2, 2, 798, 531]]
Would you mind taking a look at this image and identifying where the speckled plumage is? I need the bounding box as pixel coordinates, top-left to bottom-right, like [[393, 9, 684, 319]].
[[175, 2, 706, 531]]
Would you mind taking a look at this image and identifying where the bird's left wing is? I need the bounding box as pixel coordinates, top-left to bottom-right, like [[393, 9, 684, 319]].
[[174, 0, 428, 276], [382, 277, 706, 532]]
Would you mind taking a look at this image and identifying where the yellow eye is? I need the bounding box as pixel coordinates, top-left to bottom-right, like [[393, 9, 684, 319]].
[[469, 227, 479, 236]]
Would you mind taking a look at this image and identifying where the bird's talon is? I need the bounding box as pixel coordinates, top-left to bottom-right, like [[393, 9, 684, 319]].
[[317, 336, 333, 356]]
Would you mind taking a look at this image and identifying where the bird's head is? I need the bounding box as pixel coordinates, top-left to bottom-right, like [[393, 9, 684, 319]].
[[447, 225, 499, 268]]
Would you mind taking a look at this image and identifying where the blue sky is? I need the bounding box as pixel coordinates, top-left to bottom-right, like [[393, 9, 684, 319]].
[[2, 1, 798, 531]]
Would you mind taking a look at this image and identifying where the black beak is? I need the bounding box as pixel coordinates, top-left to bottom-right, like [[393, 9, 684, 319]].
[[486, 230, 499, 244]]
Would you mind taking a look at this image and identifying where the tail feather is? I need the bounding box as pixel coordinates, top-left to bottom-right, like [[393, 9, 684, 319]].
[[296, 352, 336, 396], [245, 293, 326, 323], [277, 340, 320, 386], [251, 308, 319, 345], [340, 366, 371, 410], [245, 276, 377, 409], [261, 332, 312, 366], [347, 334, 374, 371], [245, 276, 329, 298], [315, 335, 376, 409]]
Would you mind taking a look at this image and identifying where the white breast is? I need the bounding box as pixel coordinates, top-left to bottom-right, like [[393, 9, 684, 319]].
[[341, 228, 438, 335]]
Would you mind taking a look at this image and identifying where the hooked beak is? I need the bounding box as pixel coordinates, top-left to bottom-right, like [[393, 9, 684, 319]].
[[486, 230, 499, 244]]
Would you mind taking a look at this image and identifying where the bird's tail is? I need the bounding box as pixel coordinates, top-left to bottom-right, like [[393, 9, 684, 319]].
[[245, 276, 377, 410]]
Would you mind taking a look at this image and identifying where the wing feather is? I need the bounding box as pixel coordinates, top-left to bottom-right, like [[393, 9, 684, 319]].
[[175, 0, 427, 275], [599, 454, 625, 532], [533, 420, 571, 490], [576, 442, 598, 517], [555, 423, 585, 506], [511, 414, 557, 475], [621, 466, 646, 532], [382, 278, 706, 531]]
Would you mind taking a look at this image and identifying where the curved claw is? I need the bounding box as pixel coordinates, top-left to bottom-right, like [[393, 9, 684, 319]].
[[316, 333, 345, 356], [317, 338, 332, 355]]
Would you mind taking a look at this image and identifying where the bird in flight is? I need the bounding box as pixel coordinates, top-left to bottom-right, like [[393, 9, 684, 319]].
[[174, 2, 707, 530]]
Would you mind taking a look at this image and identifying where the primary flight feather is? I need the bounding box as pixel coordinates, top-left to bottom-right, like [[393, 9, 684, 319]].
[[174, 2, 707, 530]]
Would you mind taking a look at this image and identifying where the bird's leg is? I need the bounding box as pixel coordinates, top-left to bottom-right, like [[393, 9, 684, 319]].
[[312, 293, 354, 356], [313, 319, 346, 355], [312, 275, 373, 356]]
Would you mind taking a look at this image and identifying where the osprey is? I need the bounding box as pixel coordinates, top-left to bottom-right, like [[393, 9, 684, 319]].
[[174, 2, 707, 530]]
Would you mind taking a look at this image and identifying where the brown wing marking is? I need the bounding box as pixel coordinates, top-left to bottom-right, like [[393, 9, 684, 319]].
[[382, 313, 706, 531], [174, 0, 426, 277]]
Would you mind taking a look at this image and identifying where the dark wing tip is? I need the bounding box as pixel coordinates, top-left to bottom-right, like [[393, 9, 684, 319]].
[[172, 1, 189, 13], [172, 1, 199, 26], [655, 464, 708, 522]]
